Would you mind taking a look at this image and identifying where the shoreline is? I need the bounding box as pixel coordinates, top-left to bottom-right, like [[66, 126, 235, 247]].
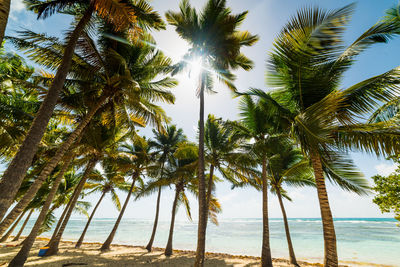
[[0, 236, 394, 266]]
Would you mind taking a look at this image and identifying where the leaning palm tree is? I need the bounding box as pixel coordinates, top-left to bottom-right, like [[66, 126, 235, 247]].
[[143, 125, 185, 252], [0, 0, 11, 45], [0, 0, 164, 221], [100, 135, 154, 251], [166, 1, 258, 264], [75, 162, 130, 248], [250, 4, 400, 266]]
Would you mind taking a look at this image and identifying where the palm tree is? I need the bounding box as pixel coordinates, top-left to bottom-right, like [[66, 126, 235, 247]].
[[0, 209, 27, 242], [12, 209, 34, 242], [166, 1, 258, 264], [100, 135, 154, 251], [0, 0, 164, 221], [143, 125, 185, 252], [267, 141, 315, 266], [250, 5, 400, 265], [75, 162, 129, 248]]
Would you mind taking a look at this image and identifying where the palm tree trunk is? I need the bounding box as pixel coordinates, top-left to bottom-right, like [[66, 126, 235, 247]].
[[276, 188, 298, 266], [0, 94, 107, 235], [164, 184, 182, 256], [195, 72, 207, 267], [47, 198, 72, 246], [310, 151, 338, 267], [205, 164, 215, 217], [44, 159, 97, 257], [8, 153, 75, 267], [75, 190, 106, 248], [145, 186, 162, 252], [12, 209, 33, 242], [0, 0, 11, 45], [261, 156, 273, 267], [0, 6, 95, 222], [100, 173, 138, 251], [0, 209, 27, 242]]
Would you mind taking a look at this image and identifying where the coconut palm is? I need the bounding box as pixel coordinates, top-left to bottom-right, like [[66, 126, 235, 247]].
[[249, 4, 400, 265], [75, 162, 130, 248], [166, 1, 258, 264], [12, 209, 34, 242], [0, 0, 164, 221], [139, 125, 185, 251], [100, 135, 154, 251]]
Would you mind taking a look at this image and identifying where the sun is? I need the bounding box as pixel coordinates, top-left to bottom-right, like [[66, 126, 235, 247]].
[[188, 57, 203, 80]]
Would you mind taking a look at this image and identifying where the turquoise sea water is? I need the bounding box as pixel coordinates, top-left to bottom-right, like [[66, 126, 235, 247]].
[[19, 217, 400, 266]]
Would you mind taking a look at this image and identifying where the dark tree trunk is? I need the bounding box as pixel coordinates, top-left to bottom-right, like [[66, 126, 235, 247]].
[[47, 197, 72, 246], [0, 0, 11, 45], [276, 187, 298, 266], [44, 159, 97, 257], [0, 93, 108, 236], [0, 209, 27, 242], [0, 6, 94, 221], [261, 156, 273, 267], [310, 151, 338, 267], [145, 186, 162, 252], [8, 153, 75, 266], [12, 209, 33, 242], [100, 173, 138, 251], [164, 184, 181, 256], [75, 190, 106, 248], [195, 72, 206, 267]]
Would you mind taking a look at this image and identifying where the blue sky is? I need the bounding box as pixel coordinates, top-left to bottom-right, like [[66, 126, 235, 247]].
[[4, 0, 400, 221]]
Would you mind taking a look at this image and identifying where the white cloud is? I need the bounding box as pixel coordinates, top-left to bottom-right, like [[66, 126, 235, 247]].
[[374, 163, 397, 176], [11, 0, 25, 12]]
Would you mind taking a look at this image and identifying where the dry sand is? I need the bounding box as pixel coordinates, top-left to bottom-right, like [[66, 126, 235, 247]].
[[0, 237, 392, 266]]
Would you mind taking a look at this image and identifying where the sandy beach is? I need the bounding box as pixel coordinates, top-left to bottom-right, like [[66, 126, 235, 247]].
[[0, 237, 393, 267]]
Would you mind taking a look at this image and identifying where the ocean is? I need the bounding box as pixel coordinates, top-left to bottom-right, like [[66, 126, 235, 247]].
[[17, 217, 400, 266]]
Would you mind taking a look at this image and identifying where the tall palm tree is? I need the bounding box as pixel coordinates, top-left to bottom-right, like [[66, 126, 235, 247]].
[[75, 162, 129, 248], [0, 0, 164, 221], [166, 1, 258, 264], [0, 0, 11, 45], [250, 5, 400, 266], [100, 135, 154, 251], [143, 125, 185, 252], [12, 209, 34, 242]]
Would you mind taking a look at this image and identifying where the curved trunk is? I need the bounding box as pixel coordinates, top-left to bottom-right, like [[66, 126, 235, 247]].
[[195, 72, 206, 267], [100, 173, 138, 251], [164, 184, 181, 256], [261, 156, 273, 267], [205, 164, 215, 218], [75, 190, 106, 248], [0, 209, 27, 242], [0, 0, 11, 45], [276, 187, 298, 266], [310, 151, 338, 267], [145, 186, 162, 252], [0, 94, 108, 236], [8, 153, 75, 266], [12, 209, 33, 242], [44, 159, 97, 257], [0, 6, 94, 221]]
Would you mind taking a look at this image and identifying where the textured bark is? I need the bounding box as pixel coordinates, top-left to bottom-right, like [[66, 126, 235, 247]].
[[145, 186, 162, 252], [0, 0, 10, 45], [205, 164, 215, 218], [75, 190, 106, 248], [311, 152, 338, 267], [261, 156, 273, 267], [0, 6, 94, 222], [44, 159, 97, 257], [8, 153, 75, 266], [276, 188, 299, 266], [0, 209, 27, 242], [194, 73, 206, 267], [0, 93, 108, 236], [12, 209, 33, 242], [164, 184, 181, 256], [47, 198, 72, 246], [100, 173, 138, 251]]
